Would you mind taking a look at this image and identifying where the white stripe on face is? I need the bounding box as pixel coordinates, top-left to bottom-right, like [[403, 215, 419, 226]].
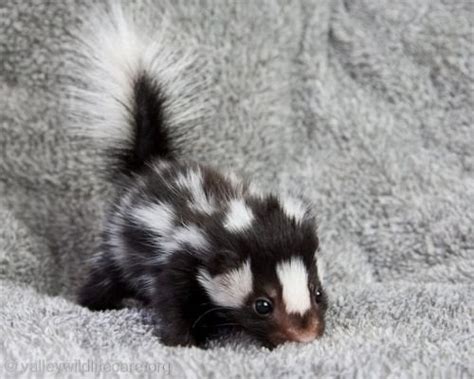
[[224, 199, 254, 232], [197, 259, 253, 308], [280, 196, 307, 222], [276, 257, 311, 315]]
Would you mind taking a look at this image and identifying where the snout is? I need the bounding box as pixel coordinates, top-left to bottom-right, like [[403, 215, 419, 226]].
[[289, 329, 319, 343], [286, 317, 324, 343], [271, 315, 325, 345]]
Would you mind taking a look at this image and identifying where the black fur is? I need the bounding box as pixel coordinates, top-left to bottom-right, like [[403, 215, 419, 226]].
[[106, 73, 176, 178], [78, 72, 327, 348]]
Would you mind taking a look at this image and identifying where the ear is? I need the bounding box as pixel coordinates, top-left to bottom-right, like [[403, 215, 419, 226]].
[[205, 249, 241, 275]]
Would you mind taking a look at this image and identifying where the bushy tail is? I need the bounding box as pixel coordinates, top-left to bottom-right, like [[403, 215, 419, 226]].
[[69, 2, 208, 177]]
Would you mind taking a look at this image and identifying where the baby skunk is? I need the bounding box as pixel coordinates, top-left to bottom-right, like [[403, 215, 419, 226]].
[[75, 4, 327, 348]]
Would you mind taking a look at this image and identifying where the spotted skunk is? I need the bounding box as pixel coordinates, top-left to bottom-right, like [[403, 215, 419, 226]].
[[75, 4, 327, 348]]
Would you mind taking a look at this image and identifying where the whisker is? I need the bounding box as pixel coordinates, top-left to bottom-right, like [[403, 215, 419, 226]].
[[192, 307, 229, 329]]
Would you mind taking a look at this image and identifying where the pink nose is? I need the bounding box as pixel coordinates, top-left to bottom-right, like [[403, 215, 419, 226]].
[[285, 320, 322, 343], [294, 331, 318, 343], [289, 329, 319, 343], [271, 322, 323, 346]]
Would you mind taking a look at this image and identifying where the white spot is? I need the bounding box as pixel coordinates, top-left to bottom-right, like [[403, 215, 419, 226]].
[[157, 239, 180, 254], [197, 259, 253, 308], [276, 257, 311, 315], [133, 202, 175, 236], [175, 167, 202, 190], [161, 224, 209, 253], [224, 199, 254, 232], [176, 168, 216, 214], [133, 203, 209, 261], [152, 160, 172, 174], [281, 196, 307, 222]]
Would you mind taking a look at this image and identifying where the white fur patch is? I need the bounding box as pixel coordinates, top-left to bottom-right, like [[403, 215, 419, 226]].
[[152, 160, 172, 174], [175, 167, 202, 190], [281, 196, 308, 222], [276, 257, 311, 315], [224, 199, 254, 232], [160, 224, 209, 253], [133, 202, 209, 261], [176, 168, 216, 214], [133, 202, 175, 236], [197, 260, 253, 308]]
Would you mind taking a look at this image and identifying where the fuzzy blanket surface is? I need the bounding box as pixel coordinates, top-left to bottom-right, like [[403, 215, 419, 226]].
[[1, 0, 473, 377]]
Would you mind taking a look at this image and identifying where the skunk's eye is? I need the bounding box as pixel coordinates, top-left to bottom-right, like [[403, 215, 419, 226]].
[[254, 298, 273, 316], [314, 289, 323, 303]]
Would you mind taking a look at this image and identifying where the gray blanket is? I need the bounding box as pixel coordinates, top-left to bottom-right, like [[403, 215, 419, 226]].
[[1, 0, 473, 377]]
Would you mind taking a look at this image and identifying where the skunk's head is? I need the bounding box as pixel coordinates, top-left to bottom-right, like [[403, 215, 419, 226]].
[[196, 192, 327, 348]]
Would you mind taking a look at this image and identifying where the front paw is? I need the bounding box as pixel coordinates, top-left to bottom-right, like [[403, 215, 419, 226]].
[[157, 327, 197, 347]]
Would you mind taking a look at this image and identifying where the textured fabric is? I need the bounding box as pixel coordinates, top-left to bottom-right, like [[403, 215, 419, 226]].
[[0, 0, 473, 377]]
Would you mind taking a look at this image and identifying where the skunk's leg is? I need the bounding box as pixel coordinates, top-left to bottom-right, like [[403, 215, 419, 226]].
[[78, 251, 132, 310], [154, 312, 198, 347], [151, 272, 201, 347]]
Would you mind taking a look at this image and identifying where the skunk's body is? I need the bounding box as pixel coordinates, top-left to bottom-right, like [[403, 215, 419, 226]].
[[76, 4, 327, 348]]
